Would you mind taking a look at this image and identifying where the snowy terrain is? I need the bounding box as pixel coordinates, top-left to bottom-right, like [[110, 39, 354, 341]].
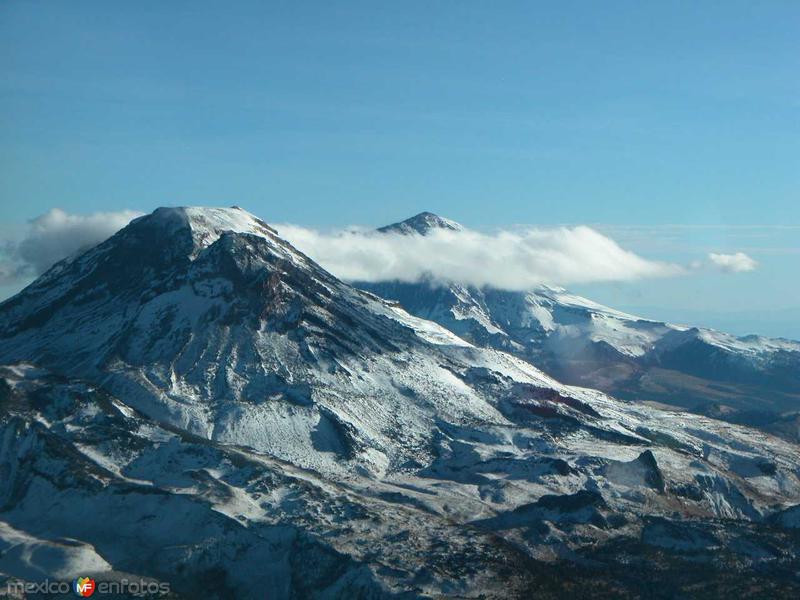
[[1, 207, 799, 598], [359, 214, 800, 440]]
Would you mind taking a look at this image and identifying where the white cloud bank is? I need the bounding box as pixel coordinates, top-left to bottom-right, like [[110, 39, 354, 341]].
[[708, 252, 758, 273], [1, 208, 142, 282], [0, 208, 760, 291], [276, 224, 685, 289]]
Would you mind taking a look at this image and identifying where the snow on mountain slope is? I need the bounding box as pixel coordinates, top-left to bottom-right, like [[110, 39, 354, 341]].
[[1, 207, 800, 597], [377, 211, 462, 236], [359, 213, 800, 437]]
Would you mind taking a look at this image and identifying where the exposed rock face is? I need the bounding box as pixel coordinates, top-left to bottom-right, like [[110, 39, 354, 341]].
[[604, 450, 666, 493]]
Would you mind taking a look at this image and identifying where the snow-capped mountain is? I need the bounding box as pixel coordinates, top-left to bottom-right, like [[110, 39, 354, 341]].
[[377, 211, 462, 235], [359, 213, 800, 440], [2, 207, 800, 598]]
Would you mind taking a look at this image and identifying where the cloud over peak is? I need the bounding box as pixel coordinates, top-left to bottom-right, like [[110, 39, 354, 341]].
[[276, 223, 684, 289], [0, 208, 760, 293]]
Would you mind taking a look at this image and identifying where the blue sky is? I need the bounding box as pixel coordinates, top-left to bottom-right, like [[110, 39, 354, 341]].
[[1, 1, 798, 336]]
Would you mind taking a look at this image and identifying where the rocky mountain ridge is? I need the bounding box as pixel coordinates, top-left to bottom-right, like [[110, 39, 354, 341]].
[[1, 206, 799, 598]]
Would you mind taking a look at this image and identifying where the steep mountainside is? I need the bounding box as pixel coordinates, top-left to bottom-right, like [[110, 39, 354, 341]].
[[359, 213, 800, 440], [1, 207, 799, 598]]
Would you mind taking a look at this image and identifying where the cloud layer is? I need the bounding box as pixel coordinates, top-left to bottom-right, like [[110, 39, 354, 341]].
[[276, 224, 685, 289], [0, 208, 760, 292], [2, 208, 142, 282], [708, 252, 758, 273]]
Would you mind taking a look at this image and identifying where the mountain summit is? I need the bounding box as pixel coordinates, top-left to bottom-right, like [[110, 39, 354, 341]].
[[377, 211, 462, 235], [2, 206, 800, 597]]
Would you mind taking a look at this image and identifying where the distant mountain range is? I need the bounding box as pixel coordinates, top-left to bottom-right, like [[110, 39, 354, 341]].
[[606, 304, 800, 341], [360, 213, 800, 442], [1, 207, 799, 598]]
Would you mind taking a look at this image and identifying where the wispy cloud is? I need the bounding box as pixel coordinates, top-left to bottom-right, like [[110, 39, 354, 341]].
[[0, 208, 142, 283], [276, 224, 684, 289], [592, 224, 799, 256], [708, 252, 758, 273]]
